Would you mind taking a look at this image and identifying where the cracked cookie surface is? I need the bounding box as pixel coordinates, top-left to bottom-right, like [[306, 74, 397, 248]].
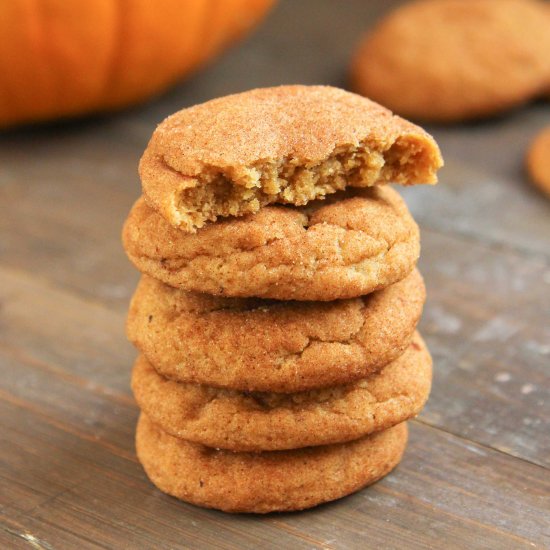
[[139, 85, 442, 232], [122, 186, 420, 301], [127, 268, 425, 392], [132, 333, 431, 451], [136, 415, 408, 513]]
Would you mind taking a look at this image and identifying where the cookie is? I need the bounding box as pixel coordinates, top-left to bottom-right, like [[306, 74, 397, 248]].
[[132, 333, 431, 451], [122, 186, 420, 302], [127, 267, 425, 392], [526, 126, 550, 197], [139, 85, 442, 231], [136, 414, 408, 513], [351, 0, 550, 122]]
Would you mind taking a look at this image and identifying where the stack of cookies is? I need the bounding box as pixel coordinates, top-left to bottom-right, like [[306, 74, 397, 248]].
[[122, 86, 443, 513]]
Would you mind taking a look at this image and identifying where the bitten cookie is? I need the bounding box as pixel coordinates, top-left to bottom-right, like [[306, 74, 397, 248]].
[[526, 126, 550, 197], [127, 268, 425, 392], [123, 186, 420, 302], [351, 0, 550, 122], [132, 333, 431, 451], [136, 415, 408, 513], [139, 85, 442, 231]]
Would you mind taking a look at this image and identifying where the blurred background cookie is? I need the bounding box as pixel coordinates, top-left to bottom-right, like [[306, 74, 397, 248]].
[[351, 0, 550, 122], [526, 126, 550, 197]]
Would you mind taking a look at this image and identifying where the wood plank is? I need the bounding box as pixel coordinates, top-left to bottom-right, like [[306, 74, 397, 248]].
[[278, 422, 549, 550], [0, 403, 325, 550], [0, 127, 142, 311], [418, 229, 550, 467], [2, 324, 548, 547], [1, 518, 49, 550], [1, 391, 547, 550], [402, 105, 550, 259], [0, 355, 135, 464], [1, 328, 549, 548], [0, 266, 134, 392]]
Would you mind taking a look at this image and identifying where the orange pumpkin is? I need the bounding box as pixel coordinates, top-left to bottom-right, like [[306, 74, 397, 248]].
[[0, 0, 275, 128]]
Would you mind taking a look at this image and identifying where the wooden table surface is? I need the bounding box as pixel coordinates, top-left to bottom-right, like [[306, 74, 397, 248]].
[[1, 1, 549, 548]]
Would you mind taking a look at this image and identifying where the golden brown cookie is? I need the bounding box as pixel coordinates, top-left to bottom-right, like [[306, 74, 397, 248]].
[[132, 333, 431, 451], [139, 85, 442, 231], [526, 126, 550, 197], [122, 186, 421, 302], [351, 0, 550, 122], [136, 414, 408, 513], [127, 268, 425, 392]]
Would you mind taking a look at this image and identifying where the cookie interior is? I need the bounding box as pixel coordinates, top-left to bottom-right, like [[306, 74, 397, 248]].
[[166, 135, 439, 231]]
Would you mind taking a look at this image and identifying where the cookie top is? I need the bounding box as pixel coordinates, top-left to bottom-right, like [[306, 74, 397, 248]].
[[351, 0, 550, 122], [127, 268, 425, 392], [132, 333, 431, 451], [140, 85, 442, 231], [123, 186, 420, 302], [526, 126, 550, 197], [136, 415, 407, 513]]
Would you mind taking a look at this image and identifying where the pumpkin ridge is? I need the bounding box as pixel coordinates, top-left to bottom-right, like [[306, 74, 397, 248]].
[[0, 0, 276, 127], [99, 0, 125, 109]]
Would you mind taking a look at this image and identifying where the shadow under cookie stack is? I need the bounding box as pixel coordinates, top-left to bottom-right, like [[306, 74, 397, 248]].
[[122, 86, 443, 513]]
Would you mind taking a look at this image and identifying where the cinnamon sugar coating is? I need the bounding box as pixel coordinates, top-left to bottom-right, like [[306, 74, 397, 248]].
[[140, 85, 442, 231], [136, 415, 408, 513], [132, 333, 431, 451], [123, 186, 420, 302]]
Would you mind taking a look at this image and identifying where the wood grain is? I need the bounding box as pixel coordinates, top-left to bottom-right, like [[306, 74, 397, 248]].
[[418, 230, 550, 467], [1, 389, 548, 549], [1, 0, 549, 548], [402, 106, 550, 259]]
